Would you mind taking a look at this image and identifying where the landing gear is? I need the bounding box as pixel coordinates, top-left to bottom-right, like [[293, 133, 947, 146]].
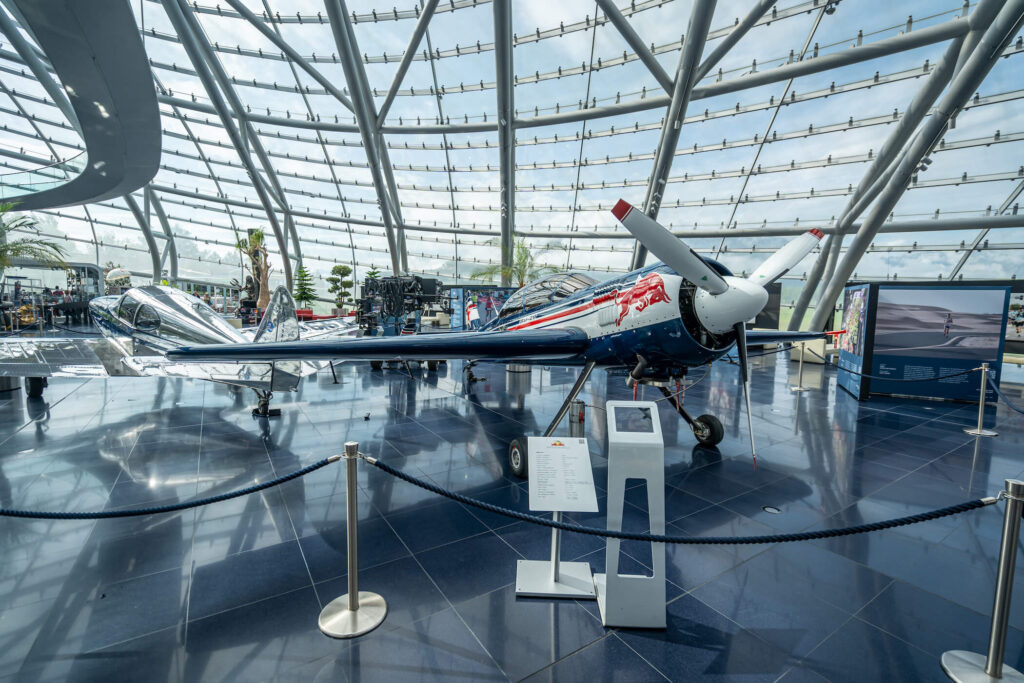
[[692, 414, 724, 446], [25, 376, 46, 399], [370, 360, 383, 371], [252, 390, 281, 418], [508, 438, 528, 478], [426, 360, 439, 372], [657, 386, 724, 446]]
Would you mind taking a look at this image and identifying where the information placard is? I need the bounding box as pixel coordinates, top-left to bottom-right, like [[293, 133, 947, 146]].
[[527, 437, 598, 513]]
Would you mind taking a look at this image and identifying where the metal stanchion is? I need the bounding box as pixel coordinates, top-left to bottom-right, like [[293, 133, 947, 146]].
[[318, 441, 388, 639], [791, 342, 807, 392], [965, 363, 998, 437], [942, 479, 1024, 682]]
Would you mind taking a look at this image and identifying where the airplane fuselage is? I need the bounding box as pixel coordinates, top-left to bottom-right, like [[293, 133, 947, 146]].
[[479, 261, 738, 375]]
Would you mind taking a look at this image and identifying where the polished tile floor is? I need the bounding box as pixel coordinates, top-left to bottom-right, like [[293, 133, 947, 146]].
[[1, 345, 1023, 681]]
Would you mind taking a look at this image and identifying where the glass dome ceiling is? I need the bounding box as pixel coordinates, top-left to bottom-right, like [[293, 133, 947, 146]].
[[0, 0, 1021, 317]]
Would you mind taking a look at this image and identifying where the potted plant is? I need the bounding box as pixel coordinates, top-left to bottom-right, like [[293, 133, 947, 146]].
[[326, 264, 354, 315]]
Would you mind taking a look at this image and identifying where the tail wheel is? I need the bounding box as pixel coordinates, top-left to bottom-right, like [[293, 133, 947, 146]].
[[370, 360, 383, 371], [508, 438, 529, 479], [692, 414, 724, 446], [426, 360, 439, 372]]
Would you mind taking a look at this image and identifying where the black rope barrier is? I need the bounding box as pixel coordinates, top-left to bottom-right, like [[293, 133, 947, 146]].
[[366, 458, 993, 544], [804, 347, 981, 382], [989, 376, 1024, 416], [0, 456, 338, 519]]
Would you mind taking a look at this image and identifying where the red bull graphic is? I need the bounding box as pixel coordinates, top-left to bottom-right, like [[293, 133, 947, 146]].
[[614, 273, 672, 326]]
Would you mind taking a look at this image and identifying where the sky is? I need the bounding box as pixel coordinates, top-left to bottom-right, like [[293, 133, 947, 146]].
[[0, 0, 1021, 305]]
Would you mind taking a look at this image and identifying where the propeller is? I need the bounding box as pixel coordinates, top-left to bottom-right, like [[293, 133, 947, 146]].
[[612, 200, 729, 295], [612, 199, 825, 463]]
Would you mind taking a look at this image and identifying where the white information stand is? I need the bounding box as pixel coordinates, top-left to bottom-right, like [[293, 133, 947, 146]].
[[593, 401, 667, 628], [515, 435, 598, 599]]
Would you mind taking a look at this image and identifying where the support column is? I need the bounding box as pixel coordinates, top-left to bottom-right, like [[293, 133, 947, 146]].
[[124, 193, 162, 284], [492, 0, 515, 283], [630, 0, 717, 271], [809, 0, 1024, 332]]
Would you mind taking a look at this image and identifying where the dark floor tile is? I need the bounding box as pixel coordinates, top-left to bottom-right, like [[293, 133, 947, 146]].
[[522, 633, 667, 682], [184, 586, 337, 682], [416, 532, 521, 604], [617, 594, 795, 681], [312, 607, 506, 682], [187, 540, 311, 621], [798, 617, 944, 683]]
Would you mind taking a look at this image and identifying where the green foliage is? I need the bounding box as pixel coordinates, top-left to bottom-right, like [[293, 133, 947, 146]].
[[292, 265, 317, 308], [469, 238, 559, 287], [326, 264, 354, 307], [365, 268, 381, 280], [0, 202, 67, 270]]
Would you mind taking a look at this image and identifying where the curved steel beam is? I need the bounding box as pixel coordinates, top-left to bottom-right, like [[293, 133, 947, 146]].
[[124, 193, 162, 284], [4, 0, 160, 210], [146, 186, 177, 283], [161, 0, 293, 288]]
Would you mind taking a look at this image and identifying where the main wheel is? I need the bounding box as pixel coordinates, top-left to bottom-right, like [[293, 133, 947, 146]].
[[370, 360, 383, 371], [508, 438, 529, 479], [25, 376, 45, 399], [692, 414, 724, 446], [426, 360, 439, 372]]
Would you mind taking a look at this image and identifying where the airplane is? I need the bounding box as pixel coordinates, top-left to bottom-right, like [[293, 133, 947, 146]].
[[0, 283, 357, 416], [167, 200, 830, 475]]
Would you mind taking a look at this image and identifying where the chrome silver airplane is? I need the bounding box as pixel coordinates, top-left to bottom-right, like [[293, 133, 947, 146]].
[[0, 284, 357, 415]]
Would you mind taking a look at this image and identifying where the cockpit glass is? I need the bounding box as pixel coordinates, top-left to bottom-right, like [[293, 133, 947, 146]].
[[134, 304, 160, 331], [117, 294, 140, 323], [499, 272, 598, 318]]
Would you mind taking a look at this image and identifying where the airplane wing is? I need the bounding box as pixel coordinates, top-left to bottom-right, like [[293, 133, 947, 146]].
[[237, 318, 357, 342], [0, 336, 288, 390], [166, 328, 589, 362]]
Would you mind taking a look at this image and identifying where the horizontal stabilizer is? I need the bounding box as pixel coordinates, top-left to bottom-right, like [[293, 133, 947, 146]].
[[166, 328, 590, 362], [746, 330, 825, 346]]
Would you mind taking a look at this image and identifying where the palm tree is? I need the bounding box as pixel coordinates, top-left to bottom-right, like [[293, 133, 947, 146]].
[[0, 202, 67, 269], [236, 229, 272, 309], [469, 238, 559, 287]]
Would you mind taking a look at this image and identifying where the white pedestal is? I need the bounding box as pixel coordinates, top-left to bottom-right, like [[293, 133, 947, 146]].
[[598, 401, 667, 629], [516, 559, 595, 598]]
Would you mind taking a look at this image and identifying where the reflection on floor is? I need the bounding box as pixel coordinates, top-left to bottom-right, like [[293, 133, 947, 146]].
[[0, 353, 1022, 682]]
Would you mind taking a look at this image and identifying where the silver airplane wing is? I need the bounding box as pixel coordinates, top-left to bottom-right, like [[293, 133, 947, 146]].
[[0, 336, 297, 391], [237, 317, 358, 342]]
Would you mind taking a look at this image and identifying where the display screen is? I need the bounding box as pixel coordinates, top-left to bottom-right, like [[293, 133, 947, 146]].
[[614, 406, 654, 433], [870, 285, 1009, 401]]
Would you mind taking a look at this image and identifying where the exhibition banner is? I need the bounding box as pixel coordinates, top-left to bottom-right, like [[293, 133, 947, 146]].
[[868, 285, 1009, 401], [837, 284, 872, 399]]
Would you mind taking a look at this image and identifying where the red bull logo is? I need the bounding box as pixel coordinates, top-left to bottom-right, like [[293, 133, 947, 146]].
[[615, 273, 672, 326]]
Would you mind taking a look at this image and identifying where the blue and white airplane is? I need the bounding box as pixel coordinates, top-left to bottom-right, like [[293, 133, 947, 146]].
[[168, 200, 828, 473]]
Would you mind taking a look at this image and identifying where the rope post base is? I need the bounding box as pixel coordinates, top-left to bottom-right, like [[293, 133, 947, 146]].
[[966, 364, 998, 438], [319, 441, 388, 639], [942, 480, 1024, 682]]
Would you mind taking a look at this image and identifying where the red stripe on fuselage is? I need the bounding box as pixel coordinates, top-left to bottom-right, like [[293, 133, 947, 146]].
[[507, 300, 599, 330]]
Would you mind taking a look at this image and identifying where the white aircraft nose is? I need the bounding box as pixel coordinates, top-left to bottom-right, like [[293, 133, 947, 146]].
[[693, 276, 770, 335]]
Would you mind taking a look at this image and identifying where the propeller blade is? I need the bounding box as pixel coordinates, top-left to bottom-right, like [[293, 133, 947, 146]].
[[612, 200, 729, 295], [747, 229, 825, 286], [733, 321, 757, 467]]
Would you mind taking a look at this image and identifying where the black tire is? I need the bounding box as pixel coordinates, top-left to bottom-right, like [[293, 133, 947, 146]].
[[370, 360, 383, 371], [25, 377, 45, 399], [692, 414, 724, 446], [426, 360, 439, 372], [508, 438, 529, 479]]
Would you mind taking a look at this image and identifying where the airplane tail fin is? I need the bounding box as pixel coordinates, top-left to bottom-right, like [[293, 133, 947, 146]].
[[253, 286, 301, 343]]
